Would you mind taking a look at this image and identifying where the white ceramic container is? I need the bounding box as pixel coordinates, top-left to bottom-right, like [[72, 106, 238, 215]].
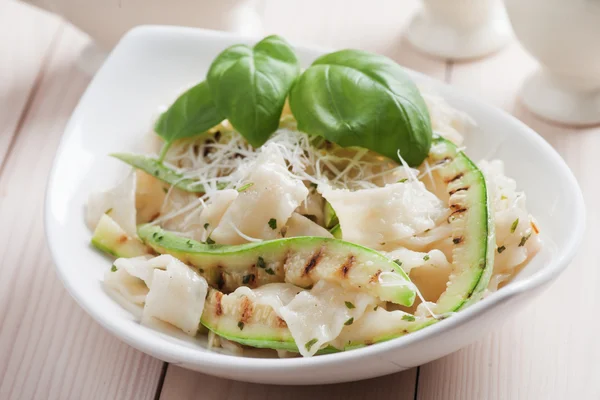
[[406, 0, 512, 60], [21, 0, 263, 50], [505, 0, 600, 126], [45, 26, 584, 385]]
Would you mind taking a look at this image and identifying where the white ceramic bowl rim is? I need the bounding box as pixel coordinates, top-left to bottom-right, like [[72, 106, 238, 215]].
[[45, 26, 585, 375]]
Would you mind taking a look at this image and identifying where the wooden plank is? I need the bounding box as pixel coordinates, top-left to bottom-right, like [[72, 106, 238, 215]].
[[0, 0, 62, 169], [0, 23, 164, 400], [417, 42, 600, 399], [160, 366, 418, 400]]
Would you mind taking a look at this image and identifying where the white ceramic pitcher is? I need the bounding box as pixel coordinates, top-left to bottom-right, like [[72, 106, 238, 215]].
[[21, 0, 264, 50], [406, 0, 512, 60], [505, 0, 600, 126]]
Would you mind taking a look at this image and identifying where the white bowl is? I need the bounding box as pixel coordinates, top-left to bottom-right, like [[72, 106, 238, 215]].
[[45, 26, 585, 385]]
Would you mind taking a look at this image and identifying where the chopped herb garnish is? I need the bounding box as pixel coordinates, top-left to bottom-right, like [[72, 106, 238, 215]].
[[265, 268, 275, 275], [257, 256, 266, 269], [237, 321, 245, 330], [305, 338, 318, 351], [186, 240, 193, 248], [519, 233, 532, 247], [156, 235, 164, 242], [309, 182, 318, 189], [510, 218, 519, 233], [237, 182, 254, 192], [393, 259, 403, 267], [268, 218, 277, 230], [344, 317, 354, 326], [204, 223, 210, 230], [374, 305, 379, 311], [152, 232, 158, 239], [399, 178, 408, 183], [242, 274, 255, 284], [402, 314, 416, 322], [206, 237, 215, 245], [423, 255, 430, 261], [198, 268, 204, 273], [105, 208, 113, 215], [154, 169, 159, 177], [162, 187, 168, 194], [345, 301, 355, 309], [111, 265, 117, 272], [497, 245, 506, 254]]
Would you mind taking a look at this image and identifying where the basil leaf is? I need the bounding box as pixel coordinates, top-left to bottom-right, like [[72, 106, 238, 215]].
[[289, 49, 432, 166], [155, 81, 224, 158], [111, 153, 227, 193], [207, 35, 300, 147]]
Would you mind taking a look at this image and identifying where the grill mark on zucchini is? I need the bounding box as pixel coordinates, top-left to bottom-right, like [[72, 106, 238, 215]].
[[369, 269, 382, 283], [446, 172, 464, 183], [435, 156, 452, 165], [282, 250, 292, 268], [449, 186, 469, 195], [214, 291, 224, 316], [448, 207, 467, 222], [240, 296, 253, 323], [339, 254, 356, 277], [216, 268, 226, 290], [303, 247, 324, 276]]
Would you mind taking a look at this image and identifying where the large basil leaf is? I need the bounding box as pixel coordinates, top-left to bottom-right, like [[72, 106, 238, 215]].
[[289, 50, 432, 166], [207, 35, 300, 147], [155, 80, 224, 159]]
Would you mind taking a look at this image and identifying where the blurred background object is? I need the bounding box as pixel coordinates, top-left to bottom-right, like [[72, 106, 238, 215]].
[[21, 0, 264, 50], [20, 0, 264, 73], [505, 0, 600, 126], [406, 0, 512, 60]]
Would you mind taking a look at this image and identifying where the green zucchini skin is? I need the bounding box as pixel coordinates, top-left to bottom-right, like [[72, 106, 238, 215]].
[[137, 224, 416, 306], [111, 153, 226, 193], [323, 201, 339, 229], [329, 224, 342, 239], [428, 136, 495, 312], [91, 214, 149, 258], [198, 136, 495, 352]]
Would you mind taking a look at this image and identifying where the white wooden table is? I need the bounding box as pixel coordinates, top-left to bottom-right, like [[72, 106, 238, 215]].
[[1, 0, 598, 398]]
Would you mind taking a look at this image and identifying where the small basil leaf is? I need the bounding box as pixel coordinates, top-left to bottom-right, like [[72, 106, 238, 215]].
[[155, 81, 224, 150], [111, 153, 227, 193], [289, 49, 432, 166], [207, 35, 300, 147]]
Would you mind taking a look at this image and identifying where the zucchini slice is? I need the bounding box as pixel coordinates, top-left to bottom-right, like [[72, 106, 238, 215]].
[[429, 136, 495, 312], [202, 288, 297, 351], [112, 153, 227, 193], [138, 224, 416, 306], [91, 214, 149, 258]]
